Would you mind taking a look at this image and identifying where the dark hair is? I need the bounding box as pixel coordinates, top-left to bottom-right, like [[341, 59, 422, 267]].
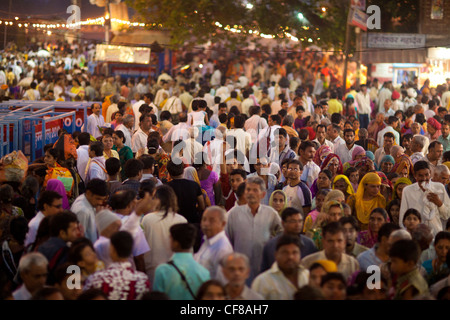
[[331, 113, 342, 125], [37, 190, 63, 211], [403, 208, 422, 223], [49, 211, 78, 238], [105, 157, 121, 176], [278, 109, 287, 119], [299, 140, 316, 152], [316, 124, 327, 133], [320, 272, 346, 288], [138, 155, 155, 170], [270, 114, 282, 125], [386, 199, 401, 223], [31, 287, 62, 300], [113, 130, 126, 144], [275, 234, 302, 251], [138, 179, 157, 199], [110, 231, 134, 258], [322, 222, 344, 238], [281, 207, 302, 222], [339, 216, 360, 232], [377, 223, 400, 243], [230, 168, 247, 180], [287, 159, 303, 171], [389, 239, 420, 264], [68, 238, 95, 265], [167, 159, 185, 177], [413, 160, 430, 173], [160, 111, 172, 121], [234, 114, 246, 129], [77, 288, 107, 300], [139, 113, 150, 125], [236, 182, 246, 198], [261, 104, 271, 114], [85, 179, 108, 196], [9, 216, 29, 245], [196, 280, 226, 300], [147, 139, 160, 155], [275, 127, 288, 138], [434, 231, 450, 246], [124, 159, 144, 178], [370, 207, 389, 221], [293, 285, 325, 300], [428, 140, 442, 152], [89, 141, 104, 157], [170, 223, 197, 249], [154, 185, 178, 219], [78, 132, 91, 146], [109, 190, 137, 210], [218, 113, 228, 124]]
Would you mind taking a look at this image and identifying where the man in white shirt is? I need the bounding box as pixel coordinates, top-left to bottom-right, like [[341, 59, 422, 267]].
[[162, 90, 183, 122], [210, 66, 222, 88], [377, 116, 400, 147], [226, 91, 242, 113], [226, 176, 283, 284], [378, 82, 393, 114], [241, 90, 255, 116], [400, 160, 450, 237], [76, 132, 91, 182], [195, 206, 233, 280], [335, 129, 357, 165], [245, 105, 268, 145], [298, 140, 321, 188], [163, 113, 190, 147], [71, 179, 109, 243], [24, 191, 63, 247], [327, 124, 345, 152], [132, 114, 154, 154], [313, 124, 334, 149], [251, 234, 309, 300], [154, 81, 170, 108], [115, 115, 135, 150], [85, 103, 105, 139], [355, 84, 371, 129]]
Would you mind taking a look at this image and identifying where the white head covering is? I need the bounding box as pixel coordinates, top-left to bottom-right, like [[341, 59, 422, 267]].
[[95, 209, 120, 234]]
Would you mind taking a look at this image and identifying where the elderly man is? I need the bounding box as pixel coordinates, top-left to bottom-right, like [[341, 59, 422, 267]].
[[226, 176, 283, 284], [301, 222, 360, 281], [400, 161, 450, 236], [115, 114, 134, 150], [410, 135, 428, 165], [13, 253, 49, 300], [432, 164, 450, 186], [221, 253, 263, 300], [194, 206, 233, 279], [251, 234, 310, 300]]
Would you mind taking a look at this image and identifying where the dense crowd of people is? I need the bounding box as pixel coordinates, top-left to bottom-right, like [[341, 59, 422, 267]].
[[0, 41, 450, 301]]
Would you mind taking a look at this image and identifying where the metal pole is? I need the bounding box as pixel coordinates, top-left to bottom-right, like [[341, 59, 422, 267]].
[[355, 27, 361, 87], [342, 1, 352, 93], [3, 0, 12, 49]]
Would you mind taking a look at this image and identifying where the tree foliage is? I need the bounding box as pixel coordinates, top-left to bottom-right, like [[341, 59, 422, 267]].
[[125, 0, 419, 50]]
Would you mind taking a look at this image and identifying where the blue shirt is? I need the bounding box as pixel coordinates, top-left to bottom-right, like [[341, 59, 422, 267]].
[[438, 134, 450, 153], [153, 252, 210, 300], [357, 245, 382, 272]]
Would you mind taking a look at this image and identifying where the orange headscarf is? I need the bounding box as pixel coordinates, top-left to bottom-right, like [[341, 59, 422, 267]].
[[354, 172, 386, 225]]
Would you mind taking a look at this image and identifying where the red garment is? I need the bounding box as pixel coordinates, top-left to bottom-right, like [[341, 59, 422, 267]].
[[220, 172, 236, 211], [84, 261, 150, 300]]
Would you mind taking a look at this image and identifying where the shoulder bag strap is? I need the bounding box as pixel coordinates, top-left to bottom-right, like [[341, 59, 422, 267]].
[[167, 260, 196, 299]]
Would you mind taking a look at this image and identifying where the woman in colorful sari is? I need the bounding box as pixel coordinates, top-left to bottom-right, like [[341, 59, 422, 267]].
[[379, 155, 395, 176], [332, 174, 355, 201], [303, 189, 330, 233], [390, 145, 413, 178], [392, 177, 412, 201], [346, 172, 386, 231], [305, 200, 344, 250], [45, 179, 70, 210], [112, 130, 133, 180], [343, 145, 366, 172], [313, 145, 332, 166], [320, 153, 343, 181], [426, 117, 442, 141], [357, 208, 389, 248], [43, 148, 74, 199], [69, 79, 85, 101], [353, 156, 376, 180], [376, 171, 394, 203], [269, 190, 288, 215]]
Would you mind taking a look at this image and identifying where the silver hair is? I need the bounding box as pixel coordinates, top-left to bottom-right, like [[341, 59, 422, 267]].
[[18, 252, 48, 274], [246, 176, 266, 193], [122, 114, 134, 125], [221, 252, 250, 269], [389, 229, 412, 242], [282, 115, 295, 127], [433, 164, 450, 176], [413, 135, 427, 148], [203, 206, 227, 222]]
